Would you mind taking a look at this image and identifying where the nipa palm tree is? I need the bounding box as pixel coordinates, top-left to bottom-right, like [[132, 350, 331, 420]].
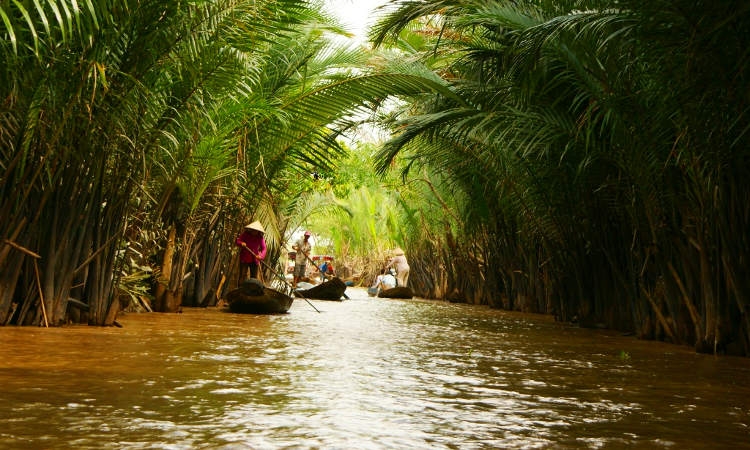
[[367, 0, 750, 354]]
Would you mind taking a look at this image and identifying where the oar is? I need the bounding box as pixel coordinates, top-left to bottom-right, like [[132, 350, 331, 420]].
[[251, 252, 321, 313], [303, 253, 350, 299]]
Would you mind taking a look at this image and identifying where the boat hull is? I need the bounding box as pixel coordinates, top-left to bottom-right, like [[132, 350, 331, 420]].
[[225, 279, 294, 314], [295, 277, 347, 301], [378, 286, 413, 299]]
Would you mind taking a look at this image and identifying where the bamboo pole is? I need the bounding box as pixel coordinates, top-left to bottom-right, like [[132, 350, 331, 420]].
[[33, 260, 48, 328], [2, 240, 48, 327], [2, 239, 41, 259]]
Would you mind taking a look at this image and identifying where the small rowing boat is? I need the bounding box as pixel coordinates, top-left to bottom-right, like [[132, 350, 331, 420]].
[[295, 277, 347, 301], [225, 279, 294, 314], [377, 286, 413, 299]]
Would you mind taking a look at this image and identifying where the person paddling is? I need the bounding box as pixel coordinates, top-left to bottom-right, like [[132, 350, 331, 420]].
[[291, 231, 312, 288], [386, 247, 410, 287], [235, 221, 267, 286]]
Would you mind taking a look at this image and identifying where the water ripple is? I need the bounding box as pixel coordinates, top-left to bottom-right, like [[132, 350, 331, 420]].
[[0, 290, 749, 449]]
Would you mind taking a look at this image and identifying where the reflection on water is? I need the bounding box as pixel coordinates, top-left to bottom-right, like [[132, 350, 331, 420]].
[[1, 288, 749, 449]]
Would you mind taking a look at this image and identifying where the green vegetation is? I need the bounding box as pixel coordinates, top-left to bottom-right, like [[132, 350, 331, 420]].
[[1, 1, 748, 356], [366, 0, 750, 355]]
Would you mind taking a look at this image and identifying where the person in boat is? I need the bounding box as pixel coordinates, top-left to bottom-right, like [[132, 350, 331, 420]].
[[235, 221, 267, 286], [385, 247, 410, 287], [318, 260, 335, 282], [291, 230, 312, 288], [372, 268, 397, 292]]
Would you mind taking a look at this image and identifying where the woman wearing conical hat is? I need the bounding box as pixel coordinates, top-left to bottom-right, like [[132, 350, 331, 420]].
[[385, 247, 410, 287], [235, 221, 267, 286]]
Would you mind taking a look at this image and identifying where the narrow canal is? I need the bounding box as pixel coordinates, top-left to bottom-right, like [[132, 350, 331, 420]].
[[1, 287, 748, 449]]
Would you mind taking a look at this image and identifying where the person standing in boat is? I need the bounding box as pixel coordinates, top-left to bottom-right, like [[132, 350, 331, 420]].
[[235, 221, 267, 286], [291, 231, 312, 288], [386, 247, 410, 287]]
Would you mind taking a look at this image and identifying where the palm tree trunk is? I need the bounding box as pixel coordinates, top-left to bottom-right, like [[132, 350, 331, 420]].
[[154, 224, 177, 312]]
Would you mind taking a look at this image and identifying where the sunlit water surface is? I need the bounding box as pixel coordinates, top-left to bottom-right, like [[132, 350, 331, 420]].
[[0, 288, 749, 449]]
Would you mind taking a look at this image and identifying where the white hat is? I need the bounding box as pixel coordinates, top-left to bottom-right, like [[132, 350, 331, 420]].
[[393, 247, 404, 256], [244, 221, 265, 233]]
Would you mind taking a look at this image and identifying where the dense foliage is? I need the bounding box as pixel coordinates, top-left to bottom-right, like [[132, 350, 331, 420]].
[[1, 0, 748, 357], [367, 0, 750, 355], [0, 0, 429, 325]]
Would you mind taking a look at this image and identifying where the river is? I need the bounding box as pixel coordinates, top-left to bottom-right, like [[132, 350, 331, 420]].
[[0, 287, 748, 449]]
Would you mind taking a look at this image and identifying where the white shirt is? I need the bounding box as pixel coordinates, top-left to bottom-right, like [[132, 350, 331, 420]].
[[380, 274, 397, 290]]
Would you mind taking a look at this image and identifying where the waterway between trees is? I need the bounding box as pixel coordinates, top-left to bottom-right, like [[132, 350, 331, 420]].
[[1, 287, 749, 449]]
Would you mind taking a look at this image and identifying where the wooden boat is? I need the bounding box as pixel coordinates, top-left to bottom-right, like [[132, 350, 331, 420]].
[[295, 277, 347, 301], [225, 279, 294, 314], [378, 286, 413, 299]]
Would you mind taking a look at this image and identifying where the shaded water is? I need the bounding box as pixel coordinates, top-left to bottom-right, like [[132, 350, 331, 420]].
[[0, 287, 749, 449]]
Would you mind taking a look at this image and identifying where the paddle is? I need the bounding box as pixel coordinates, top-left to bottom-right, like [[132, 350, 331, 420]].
[[248, 249, 321, 313], [303, 253, 350, 299]]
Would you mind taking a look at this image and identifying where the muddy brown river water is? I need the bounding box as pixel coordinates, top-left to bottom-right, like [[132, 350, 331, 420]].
[[0, 287, 748, 449]]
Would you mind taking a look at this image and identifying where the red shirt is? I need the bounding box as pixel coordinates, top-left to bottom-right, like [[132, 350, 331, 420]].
[[235, 231, 267, 264]]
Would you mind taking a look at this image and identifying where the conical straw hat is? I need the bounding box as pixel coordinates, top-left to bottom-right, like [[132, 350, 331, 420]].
[[244, 221, 265, 233], [393, 247, 404, 256]]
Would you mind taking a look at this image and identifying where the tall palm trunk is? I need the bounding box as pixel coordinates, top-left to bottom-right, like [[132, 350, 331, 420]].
[[154, 224, 178, 312]]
